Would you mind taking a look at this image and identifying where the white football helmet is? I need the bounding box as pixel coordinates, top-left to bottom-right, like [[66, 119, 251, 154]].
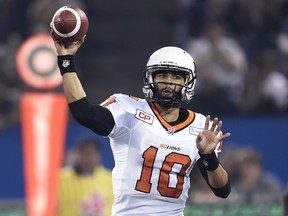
[[143, 46, 197, 106]]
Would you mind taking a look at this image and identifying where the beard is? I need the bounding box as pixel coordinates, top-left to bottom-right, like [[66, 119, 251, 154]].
[[153, 84, 183, 107]]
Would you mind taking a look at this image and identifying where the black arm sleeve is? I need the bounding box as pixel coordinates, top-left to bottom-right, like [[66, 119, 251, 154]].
[[197, 158, 231, 198], [68, 97, 115, 136]]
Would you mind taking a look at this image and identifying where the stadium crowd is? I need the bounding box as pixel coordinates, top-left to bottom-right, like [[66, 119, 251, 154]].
[[1, 0, 288, 129], [1, 0, 288, 130]]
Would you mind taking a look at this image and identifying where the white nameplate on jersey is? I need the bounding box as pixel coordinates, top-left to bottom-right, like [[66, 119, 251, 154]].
[[135, 109, 154, 124], [189, 126, 202, 135]]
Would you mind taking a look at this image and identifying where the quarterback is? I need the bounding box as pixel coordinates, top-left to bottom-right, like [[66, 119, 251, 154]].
[[52, 33, 231, 215]]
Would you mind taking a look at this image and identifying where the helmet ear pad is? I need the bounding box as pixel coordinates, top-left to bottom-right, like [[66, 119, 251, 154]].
[[143, 82, 154, 100]]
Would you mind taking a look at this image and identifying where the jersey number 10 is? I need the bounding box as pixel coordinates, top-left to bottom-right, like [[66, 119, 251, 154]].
[[135, 146, 191, 198]]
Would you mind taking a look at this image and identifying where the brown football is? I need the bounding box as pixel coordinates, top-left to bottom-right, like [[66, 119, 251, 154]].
[[51, 5, 89, 42]]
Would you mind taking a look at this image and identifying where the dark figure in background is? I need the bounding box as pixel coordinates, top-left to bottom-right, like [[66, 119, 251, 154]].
[[58, 138, 113, 216]]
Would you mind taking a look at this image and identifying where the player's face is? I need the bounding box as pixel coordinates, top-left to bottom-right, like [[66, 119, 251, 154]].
[[153, 71, 185, 98]]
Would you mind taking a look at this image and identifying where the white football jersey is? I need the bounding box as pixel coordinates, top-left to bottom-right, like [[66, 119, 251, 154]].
[[101, 94, 221, 216]]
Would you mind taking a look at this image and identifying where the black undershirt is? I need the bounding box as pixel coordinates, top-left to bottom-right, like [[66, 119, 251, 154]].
[[68, 97, 115, 136], [168, 108, 189, 126]]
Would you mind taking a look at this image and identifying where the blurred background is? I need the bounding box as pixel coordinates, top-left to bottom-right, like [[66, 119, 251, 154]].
[[0, 0, 288, 215]]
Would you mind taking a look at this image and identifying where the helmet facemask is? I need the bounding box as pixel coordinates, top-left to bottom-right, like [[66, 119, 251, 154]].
[[150, 81, 184, 107], [143, 65, 197, 107]]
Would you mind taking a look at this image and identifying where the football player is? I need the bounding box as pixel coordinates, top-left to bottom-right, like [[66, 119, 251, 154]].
[[52, 33, 231, 216]]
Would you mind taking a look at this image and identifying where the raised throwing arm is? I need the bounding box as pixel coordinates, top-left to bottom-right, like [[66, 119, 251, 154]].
[[52, 32, 86, 103], [51, 33, 115, 136]]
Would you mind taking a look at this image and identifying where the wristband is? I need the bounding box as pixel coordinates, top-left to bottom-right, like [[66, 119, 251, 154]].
[[57, 55, 76, 75], [199, 151, 220, 171]]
